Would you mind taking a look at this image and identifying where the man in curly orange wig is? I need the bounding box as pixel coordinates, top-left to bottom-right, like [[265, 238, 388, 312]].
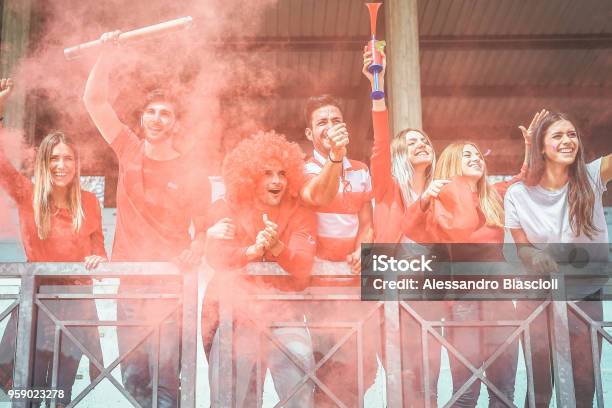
[[202, 131, 317, 407]]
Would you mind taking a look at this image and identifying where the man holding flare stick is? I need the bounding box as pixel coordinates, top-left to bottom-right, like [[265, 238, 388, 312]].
[[81, 23, 210, 407]]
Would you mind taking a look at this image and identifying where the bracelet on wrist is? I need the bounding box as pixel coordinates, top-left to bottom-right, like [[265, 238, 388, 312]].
[[328, 154, 342, 164]]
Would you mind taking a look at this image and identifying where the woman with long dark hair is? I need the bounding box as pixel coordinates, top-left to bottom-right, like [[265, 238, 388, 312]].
[[0, 78, 105, 408], [505, 111, 611, 407]]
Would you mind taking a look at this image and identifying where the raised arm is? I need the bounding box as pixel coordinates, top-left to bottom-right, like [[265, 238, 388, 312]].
[[362, 46, 386, 113], [301, 155, 344, 207], [301, 117, 350, 206], [0, 78, 32, 204], [518, 109, 547, 169], [301, 165, 340, 206], [494, 109, 549, 197], [82, 31, 124, 145], [362, 47, 393, 201], [0, 78, 12, 122]]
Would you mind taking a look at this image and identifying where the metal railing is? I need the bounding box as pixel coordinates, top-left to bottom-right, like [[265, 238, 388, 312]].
[[0, 261, 609, 407], [0, 262, 198, 408], [214, 262, 611, 408]]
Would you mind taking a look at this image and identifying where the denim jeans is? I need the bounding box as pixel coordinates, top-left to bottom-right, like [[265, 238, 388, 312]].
[[0, 281, 103, 407], [117, 280, 181, 408], [306, 301, 381, 407], [447, 301, 519, 408], [400, 300, 446, 407], [519, 299, 603, 408], [208, 318, 315, 407]]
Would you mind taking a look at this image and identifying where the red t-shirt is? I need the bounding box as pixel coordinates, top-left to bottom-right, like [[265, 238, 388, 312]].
[[0, 153, 106, 262], [110, 127, 210, 261], [401, 175, 523, 260], [205, 197, 317, 289], [202, 197, 317, 354]]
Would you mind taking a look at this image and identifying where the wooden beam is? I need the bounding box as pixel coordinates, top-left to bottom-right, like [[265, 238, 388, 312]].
[[0, 0, 34, 135], [386, 0, 423, 131], [220, 85, 612, 99], [206, 34, 612, 52]]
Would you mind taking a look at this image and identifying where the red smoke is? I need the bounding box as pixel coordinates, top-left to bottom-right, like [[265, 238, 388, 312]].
[[4, 0, 285, 175]]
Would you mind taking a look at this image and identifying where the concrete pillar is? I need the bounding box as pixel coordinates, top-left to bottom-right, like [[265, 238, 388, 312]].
[[0, 0, 34, 135], [384, 0, 422, 134]]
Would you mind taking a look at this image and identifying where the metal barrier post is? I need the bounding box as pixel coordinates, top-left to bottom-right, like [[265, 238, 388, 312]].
[[384, 301, 404, 408], [550, 271, 576, 406], [13, 268, 36, 408], [216, 292, 234, 407], [180, 268, 198, 407]]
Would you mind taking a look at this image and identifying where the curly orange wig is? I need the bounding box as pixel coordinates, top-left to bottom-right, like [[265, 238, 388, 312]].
[[222, 131, 305, 206]]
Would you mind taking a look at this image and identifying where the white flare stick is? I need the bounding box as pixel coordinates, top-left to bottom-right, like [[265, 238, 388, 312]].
[[64, 16, 193, 60]]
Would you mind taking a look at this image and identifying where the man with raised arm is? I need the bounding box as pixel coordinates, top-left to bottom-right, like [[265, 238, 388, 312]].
[[300, 95, 376, 407], [83, 30, 210, 408]]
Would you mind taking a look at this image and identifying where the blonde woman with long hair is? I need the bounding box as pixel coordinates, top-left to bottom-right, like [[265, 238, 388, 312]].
[[363, 46, 443, 405], [0, 78, 105, 408], [363, 48, 437, 244], [401, 127, 539, 406]]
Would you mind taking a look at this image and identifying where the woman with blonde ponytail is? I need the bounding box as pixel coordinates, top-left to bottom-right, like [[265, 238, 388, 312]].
[[0, 78, 105, 408]]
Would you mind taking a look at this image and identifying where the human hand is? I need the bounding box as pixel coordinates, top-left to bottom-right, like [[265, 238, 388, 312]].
[[0, 78, 14, 105], [207, 218, 236, 240], [421, 179, 451, 202], [529, 249, 558, 273], [362, 46, 386, 86], [174, 239, 205, 268], [254, 214, 279, 250], [346, 248, 362, 275], [518, 109, 548, 146], [326, 123, 349, 162], [262, 214, 280, 248], [84, 255, 106, 270], [99, 30, 122, 52], [245, 243, 265, 261]]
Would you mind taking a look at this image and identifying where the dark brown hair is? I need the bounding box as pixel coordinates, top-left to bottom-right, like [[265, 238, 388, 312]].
[[142, 88, 182, 120], [303, 94, 343, 128], [526, 112, 599, 238]]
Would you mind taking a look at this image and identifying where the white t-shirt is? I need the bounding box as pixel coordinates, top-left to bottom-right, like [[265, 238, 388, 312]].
[[505, 158, 608, 249]]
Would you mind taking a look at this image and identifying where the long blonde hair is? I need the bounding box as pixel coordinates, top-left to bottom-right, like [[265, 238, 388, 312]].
[[390, 128, 436, 206], [33, 131, 84, 239], [434, 141, 504, 227]]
